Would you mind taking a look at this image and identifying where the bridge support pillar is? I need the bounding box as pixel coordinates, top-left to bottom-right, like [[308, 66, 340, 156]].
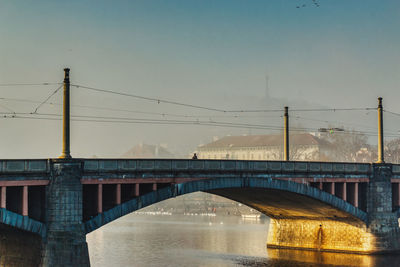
[[0, 187, 6, 209], [342, 182, 347, 201], [365, 164, 400, 253], [40, 160, 90, 267], [329, 182, 335, 195], [97, 184, 103, 214], [266, 164, 400, 254], [22, 185, 28, 216], [354, 182, 359, 208], [396, 183, 400, 208], [134, 183, 140, 197], [116, 184, 121, 205]]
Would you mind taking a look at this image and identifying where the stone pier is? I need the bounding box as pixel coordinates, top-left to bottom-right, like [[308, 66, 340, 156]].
[[366, 164, 400, 252], [40, 160, 90, 267]]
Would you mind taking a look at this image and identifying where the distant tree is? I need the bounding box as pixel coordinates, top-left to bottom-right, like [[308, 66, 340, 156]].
[[319, 130, 370, 162], [289, 145, 320, 161], [385, 138, 400, 164]]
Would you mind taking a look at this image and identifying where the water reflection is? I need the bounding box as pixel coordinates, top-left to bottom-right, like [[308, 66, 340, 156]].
[[235, 249, 400, 267], [87, 214, 400, 267]]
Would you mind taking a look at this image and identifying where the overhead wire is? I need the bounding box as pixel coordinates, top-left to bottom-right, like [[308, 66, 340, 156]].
[[0, 101, 391, 136], [384, 110, 400, 117], [71, 84, 227, 112], [32, 85, 63, 113], [0, 82, 379, 114], [1, 112, 399, 138], [293, 115, 379, 131], [225, 107, 376, 113], [0, 101, 16, 115], [0, 112, 286, 130], [290, 107, 376, 112], [0, 115, 287, 131], [71, 83, 377, 114], [284, 111, 400, 136], [0, 97, 283, 119], [0, 82, 61, 86], [0, 82, 395, 138]]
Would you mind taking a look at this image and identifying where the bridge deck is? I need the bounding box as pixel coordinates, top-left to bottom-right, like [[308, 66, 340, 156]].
[[0, 159, 400, 180], [0, 159, 400, 182]]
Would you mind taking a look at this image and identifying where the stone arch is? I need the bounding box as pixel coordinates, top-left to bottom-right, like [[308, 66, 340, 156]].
[[0, 208, 45, 237], [84, 177, 367, 234]]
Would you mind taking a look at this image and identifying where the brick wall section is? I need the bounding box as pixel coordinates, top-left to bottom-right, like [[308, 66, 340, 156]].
[[0, 224, 41, 267], [40, 161, 90, 267]]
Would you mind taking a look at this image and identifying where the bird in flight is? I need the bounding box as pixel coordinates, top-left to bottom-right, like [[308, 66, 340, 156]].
[[297, 0, 320, 8]]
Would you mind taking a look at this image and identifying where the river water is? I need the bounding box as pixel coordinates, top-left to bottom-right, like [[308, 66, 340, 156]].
[[87, 214, 400, 267]]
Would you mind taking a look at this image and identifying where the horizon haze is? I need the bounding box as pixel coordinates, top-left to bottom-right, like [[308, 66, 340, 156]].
[[1, 0, 399, 158]]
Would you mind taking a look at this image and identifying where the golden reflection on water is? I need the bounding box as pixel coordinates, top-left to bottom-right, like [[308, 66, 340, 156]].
[[87, 214, 400, 267], [267, 248, 400, 267]]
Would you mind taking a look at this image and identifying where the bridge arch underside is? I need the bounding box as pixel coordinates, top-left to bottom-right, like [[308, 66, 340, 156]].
[[0, 209, 44, 266], [0, 223, 42, 266], [208, 187, 376, 254], [85, 177, 387, 254], [208, 187, 363, 223]]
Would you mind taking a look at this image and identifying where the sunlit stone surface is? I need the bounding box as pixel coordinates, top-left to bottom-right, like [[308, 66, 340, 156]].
[[267, 219, 375, 253]]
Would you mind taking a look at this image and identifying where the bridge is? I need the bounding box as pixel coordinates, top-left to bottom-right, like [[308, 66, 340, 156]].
[[2, 159, 400, 266], [1, 69, 400, 266]]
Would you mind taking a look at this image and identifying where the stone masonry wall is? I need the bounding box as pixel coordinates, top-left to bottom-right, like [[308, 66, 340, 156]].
[[366, 164, 400, 252], [40, 161, 90, 267], [267, 218, 375, 253]]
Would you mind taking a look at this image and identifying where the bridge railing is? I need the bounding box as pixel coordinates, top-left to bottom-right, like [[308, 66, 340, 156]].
[[394, 165, 400, 175], [0, 158, 400, 176], [0, 159, 49, 174], [82, 159, 375, 175]]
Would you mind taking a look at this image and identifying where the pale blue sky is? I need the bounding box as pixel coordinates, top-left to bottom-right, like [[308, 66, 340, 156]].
[[0, 1, 399, 157]]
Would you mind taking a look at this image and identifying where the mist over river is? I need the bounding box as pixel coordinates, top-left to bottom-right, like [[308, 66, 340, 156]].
[[87, 214, 400, 267]]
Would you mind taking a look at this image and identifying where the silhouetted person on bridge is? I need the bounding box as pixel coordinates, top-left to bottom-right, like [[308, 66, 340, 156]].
[[192, 153, 198, 159]]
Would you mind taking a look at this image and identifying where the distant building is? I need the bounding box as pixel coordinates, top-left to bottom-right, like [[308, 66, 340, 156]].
[[195, 133, 330, 161], [122, 143, 174, 158]]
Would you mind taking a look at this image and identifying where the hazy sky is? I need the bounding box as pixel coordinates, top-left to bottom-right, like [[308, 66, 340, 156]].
[[0, 0, 399, 158]]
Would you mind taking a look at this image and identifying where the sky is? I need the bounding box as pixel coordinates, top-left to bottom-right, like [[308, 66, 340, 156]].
[[0, 0, 399, 158]]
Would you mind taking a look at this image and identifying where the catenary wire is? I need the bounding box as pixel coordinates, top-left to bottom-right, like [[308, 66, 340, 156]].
[[0, 101, 16, 114], [384, 110, 400, 117], [0, 82, 378, 114], [0, 97, 280, 118], [1, 113, 399, 138], [0, 82, 61, 86], [71, 83, 377, 114], [71, 84, 227, 112], [293, 115, 378, 131], [32, 85, 63, 113]]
